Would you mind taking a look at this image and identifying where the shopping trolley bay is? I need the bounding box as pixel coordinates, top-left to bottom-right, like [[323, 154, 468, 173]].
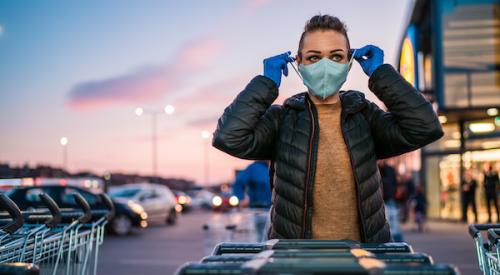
[[0, 192, 114, 275], [176, 209, 465, 275], [1, 205, 483, 274]]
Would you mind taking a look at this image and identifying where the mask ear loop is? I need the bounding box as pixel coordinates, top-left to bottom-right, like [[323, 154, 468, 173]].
[[348, 49, 356, 67], [289, 57, 304, 81]]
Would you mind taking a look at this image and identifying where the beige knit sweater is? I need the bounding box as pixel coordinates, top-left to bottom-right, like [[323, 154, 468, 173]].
[[311, 101, 361, 241]]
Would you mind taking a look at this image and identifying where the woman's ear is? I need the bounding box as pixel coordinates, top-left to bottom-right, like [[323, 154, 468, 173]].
[[295, 54, 301, 65]]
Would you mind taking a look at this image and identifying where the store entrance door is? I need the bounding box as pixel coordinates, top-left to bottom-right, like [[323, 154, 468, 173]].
[[425, 149, 500, 222]]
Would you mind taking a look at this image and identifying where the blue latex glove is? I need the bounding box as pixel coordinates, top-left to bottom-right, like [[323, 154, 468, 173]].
[[353, 45, 384, 77], [263, 51, 294, 88]]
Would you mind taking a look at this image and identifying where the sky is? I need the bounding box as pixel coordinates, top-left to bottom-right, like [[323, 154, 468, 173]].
[[0, 0, 413, 185]]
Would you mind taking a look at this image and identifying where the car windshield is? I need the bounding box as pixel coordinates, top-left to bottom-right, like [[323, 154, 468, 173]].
[[109, 188, 140, 198]]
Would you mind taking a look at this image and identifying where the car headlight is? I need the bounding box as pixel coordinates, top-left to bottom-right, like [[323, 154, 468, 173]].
[[178, 195, 187, 205], [128, 200, 145, 215], [212, 196, 222, 207], [229, 196, 239, 206]]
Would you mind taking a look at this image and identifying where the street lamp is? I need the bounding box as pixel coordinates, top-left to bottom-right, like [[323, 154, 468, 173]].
[[59, 137, 68, 170], [135, 105, 175, 177], [201, 130, 211, 185]]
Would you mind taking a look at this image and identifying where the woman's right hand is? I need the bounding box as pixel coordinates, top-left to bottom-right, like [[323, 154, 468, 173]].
[[263, 51, 294, 88]]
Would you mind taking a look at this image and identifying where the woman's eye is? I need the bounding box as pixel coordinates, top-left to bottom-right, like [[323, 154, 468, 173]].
[[307, 56, 320, 62], [330, 55, 343, 62]]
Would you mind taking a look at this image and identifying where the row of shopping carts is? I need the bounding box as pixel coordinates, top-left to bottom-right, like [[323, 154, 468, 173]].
[[176, 208, 460, 274], [469, 223, 500, 275], [176, 238, 460, 274], [0, 192, 114, 275]]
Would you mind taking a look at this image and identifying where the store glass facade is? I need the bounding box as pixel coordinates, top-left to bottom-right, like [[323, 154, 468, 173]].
[[398, 0, 500, 221]]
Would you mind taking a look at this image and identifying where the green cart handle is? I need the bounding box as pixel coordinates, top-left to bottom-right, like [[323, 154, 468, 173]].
[[469, 223, 500, 238], [385, 263, 459, 275], [488, 228, 500, 246], [38, 193, 62, 228], [0, 263, 39, 275], [212, 242, 266, 255], [0, 193, 24, 234]]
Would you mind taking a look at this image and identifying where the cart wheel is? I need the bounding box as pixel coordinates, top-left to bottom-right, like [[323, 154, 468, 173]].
[[166, 208, 177, 225], [111, 215, 132, 236]]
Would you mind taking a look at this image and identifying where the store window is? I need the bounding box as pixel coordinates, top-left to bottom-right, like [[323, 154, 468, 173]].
[[440, 1, 500, 108]]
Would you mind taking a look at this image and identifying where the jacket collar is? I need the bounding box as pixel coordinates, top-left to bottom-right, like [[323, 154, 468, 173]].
[[283, 90, 367, 114]]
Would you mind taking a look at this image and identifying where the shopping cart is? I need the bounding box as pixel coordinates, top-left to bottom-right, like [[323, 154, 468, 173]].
[[201, 250, 434, 265], [0, 192, 114, 275], [486, 229, 500, 275], [469, 223, 500, 275], [211, 239, 414, 255], [185, 213, 461, 274], [176, 240, 460, 275], [191, 209, 460, 274]]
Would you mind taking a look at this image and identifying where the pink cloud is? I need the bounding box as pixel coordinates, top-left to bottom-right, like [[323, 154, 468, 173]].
[[68, 65, 177, 110], [174, 75, 248, 111], [247, 0, 272, 9], [240, 0, 273, 15], [178, 39, 226, 72], [67, 37, 226, 111]]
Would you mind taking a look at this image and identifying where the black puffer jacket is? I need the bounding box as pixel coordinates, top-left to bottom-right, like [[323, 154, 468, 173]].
[[212, 64, 443, 243]]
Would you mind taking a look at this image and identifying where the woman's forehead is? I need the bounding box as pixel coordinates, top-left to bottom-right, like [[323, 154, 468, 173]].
[[302, 30, 348, 53]]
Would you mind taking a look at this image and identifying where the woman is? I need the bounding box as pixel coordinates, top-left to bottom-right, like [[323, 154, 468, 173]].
[[212, 14, 443, 243], [460, 170, 477, 223]]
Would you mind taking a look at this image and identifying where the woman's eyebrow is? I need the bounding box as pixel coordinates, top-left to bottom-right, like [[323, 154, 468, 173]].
[[330, 49, 344, 53], [305, 50, 322, 54]]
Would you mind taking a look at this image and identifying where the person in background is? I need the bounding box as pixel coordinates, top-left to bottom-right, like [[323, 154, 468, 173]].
[[484, 164, 500, 223], [411, 184, 427, 232], [232, 161, 272, 242], [378, 160, 403, 242], [396, 171, 416, 224], [461, 170, 477, 223]]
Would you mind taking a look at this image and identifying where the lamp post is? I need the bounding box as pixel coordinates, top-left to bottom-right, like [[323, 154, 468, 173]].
[[135, 105, 175, 177], [201, 130, 211, 185], [59, 137, 68, 170]]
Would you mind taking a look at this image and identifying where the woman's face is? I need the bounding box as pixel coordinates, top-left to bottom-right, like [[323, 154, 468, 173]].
[[297, 30, 349, 66]]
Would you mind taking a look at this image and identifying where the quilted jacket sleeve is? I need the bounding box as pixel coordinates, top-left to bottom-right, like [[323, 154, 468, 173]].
[[212, 75, 284, 160], [363, 64, 444, 159]]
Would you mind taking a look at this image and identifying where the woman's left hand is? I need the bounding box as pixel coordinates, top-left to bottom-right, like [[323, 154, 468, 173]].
[[353, 45, 384, 77]]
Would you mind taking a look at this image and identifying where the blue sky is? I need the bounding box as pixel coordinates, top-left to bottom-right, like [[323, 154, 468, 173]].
[[0, 0, 412, 184]]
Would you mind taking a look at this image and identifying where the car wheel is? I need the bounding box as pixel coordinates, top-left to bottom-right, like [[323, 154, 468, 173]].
[[166, 208, 177, 225], [110, 215, 132, 236]]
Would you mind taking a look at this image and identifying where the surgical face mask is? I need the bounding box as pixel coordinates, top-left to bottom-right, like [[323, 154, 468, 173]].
[[291, 50, 355, 100]]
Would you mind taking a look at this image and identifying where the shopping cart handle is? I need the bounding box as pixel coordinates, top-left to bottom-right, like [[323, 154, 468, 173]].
[[38, 193, 62, 228], [375, 252, 433, 264], [175, 262, 242, 275], [468, 223, 500, 237], [385, 263, 459, 275], [0, 193, 24, 234], [488, 228, 500, 246], [99, 193, 115, 221], [72, 193, 92, 223], [212, 242, 266, 255], [0, 263, 39, 275]]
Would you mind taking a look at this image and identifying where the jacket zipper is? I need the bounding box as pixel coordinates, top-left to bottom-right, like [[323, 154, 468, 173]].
[[302, 99, 316, 239], [340, 108, 367, 242]]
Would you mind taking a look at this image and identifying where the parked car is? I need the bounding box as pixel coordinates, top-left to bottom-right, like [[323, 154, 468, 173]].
[[188, 189, 214, 210], [6, 185, 148, 236], [211, 192, 239, 212], [172, 190, 192, 212], [108, 183, 178, 225]]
